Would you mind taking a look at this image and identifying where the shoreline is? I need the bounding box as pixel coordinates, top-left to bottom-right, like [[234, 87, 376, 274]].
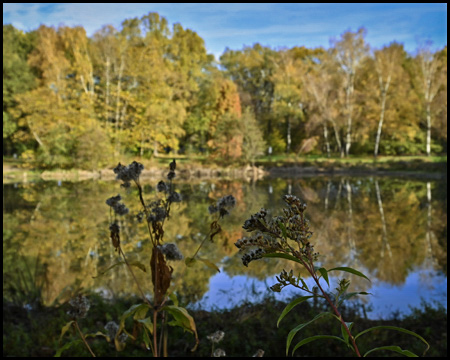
[[3, 162, 447, 183]]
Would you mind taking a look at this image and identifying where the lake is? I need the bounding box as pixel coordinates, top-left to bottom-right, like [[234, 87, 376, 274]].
[[3, 173, 447, 320]]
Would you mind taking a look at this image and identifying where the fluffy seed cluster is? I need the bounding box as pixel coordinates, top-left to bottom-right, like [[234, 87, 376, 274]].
[[212, 349, 226, 357], [67, 295, 90, 319], [104, 321, 128, 343], [157, 180, 167, 192], [235, 195, 315, 267], [207, 330, 225, 344], [253, 349, 265, 357], [113, 161, 144, 188], [106, 194, 129, 216], [158, 242, 183, 261], [147, 200, 167, 223], [208, 195, 236, 218]]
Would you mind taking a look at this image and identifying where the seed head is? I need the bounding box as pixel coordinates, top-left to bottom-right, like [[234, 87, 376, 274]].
[[158, 243, 183, 261], [67, 295, 90, 319], [207, 330, 225, 344]]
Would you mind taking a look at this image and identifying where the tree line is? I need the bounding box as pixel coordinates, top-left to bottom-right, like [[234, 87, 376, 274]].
[[3, 12, 447, 169]]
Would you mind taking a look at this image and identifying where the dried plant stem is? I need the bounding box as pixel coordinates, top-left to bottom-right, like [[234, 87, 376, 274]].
[[74, 320, 96, 357], [153, 308, 159, 357]]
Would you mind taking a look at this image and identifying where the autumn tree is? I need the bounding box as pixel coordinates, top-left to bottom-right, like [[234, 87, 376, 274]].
[[415, 42, 446, 156], [330, 27, 369, 156], [303, 51, 342, 157], [241, 108, 266, 166], [272, 47, 314, 153], [3, 24, 37, 155], [209, 78, 243, 161], [220, 44, 279, 150]]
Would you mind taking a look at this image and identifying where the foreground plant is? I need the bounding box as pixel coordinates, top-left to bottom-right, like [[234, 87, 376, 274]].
[[235, 194, 430, 357], [56, 160, 236, 357]]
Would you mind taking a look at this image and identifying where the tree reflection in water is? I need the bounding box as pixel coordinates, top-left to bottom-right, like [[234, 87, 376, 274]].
[[3, 176, 447, 318]]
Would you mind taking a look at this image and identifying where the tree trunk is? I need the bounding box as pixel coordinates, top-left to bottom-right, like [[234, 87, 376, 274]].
[[114, 55, 124, 156], [323, 123, 331, 158], [344, 74, 354, 157], [374, 90, 387, 158], [329, 119, 344, 157], [105, 56, 111, 121], [375, 180, 392, 260], [286, 117, 291, 153], [426, 102, 431, 156]]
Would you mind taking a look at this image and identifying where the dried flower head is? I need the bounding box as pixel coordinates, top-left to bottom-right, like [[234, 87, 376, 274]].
[[147, 205, 167, 223], [168, 191, 182, 203], [113, 161, 144, 187], [236, 195, 315, 267], [67, 295, 90, 319], [104, 321, 128, 343], [212, 348, 226, 357], [106, 194, 129, 216], [158, 243, 183, 261], [207, 330, 225, 344], [157, 180, 167, 192], [253, 349, 265, 357], [209, 194, 236, 218]]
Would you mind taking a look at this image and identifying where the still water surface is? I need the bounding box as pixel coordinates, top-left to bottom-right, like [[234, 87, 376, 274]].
[[3, 175, 447, 319]]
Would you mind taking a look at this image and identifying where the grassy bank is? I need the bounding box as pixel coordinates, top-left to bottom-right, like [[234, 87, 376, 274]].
[[3, 293, 446, 357], [3, 155, 447, 183]]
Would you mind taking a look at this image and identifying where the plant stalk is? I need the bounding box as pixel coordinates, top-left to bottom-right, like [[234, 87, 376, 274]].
[[74, 320, 96, 357]]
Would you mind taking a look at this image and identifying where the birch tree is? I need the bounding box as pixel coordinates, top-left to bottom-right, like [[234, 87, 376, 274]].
[[330, 28, 369, 156], [303, 52, 343, 157], [373, 42, 405, 158], [416, 43, 445, 156]]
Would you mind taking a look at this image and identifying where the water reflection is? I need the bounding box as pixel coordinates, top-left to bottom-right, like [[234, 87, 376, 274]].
[[3, 176, 447, 318]]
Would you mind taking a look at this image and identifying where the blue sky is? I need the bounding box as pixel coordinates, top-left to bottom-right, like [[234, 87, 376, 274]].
[[3, 3, 447, 59]]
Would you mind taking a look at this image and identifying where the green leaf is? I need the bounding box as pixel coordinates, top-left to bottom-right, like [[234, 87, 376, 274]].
[[292, 335, 347, 355], [115, 303, 149, 351], [142, 325, 154, 353], [318, 267, 330, 287], [169, 292, 179, 307], [262, 252, 304, 266], [198, 257, 220, 272], [364, 345, 418, 357], [59, 320, 75, 342], [355, 326, 430, 356], [277, 296, 314, 327], [185, 257, 197, 267], [327, 267, 371, 282], [84, 331, 110, 340], [133, 303, 150, 320], [162, 305, 199, 351], [299, 277, 309, 291], [341, 322, 354, 346], [286, 312, 333, 355], [54, 339, 82, 357], [137, 317, 153, 335], [128, 261, 146, 273]]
